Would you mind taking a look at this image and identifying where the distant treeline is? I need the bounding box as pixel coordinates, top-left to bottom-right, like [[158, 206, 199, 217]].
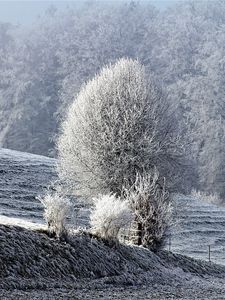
[[1, 0, 225, 197]]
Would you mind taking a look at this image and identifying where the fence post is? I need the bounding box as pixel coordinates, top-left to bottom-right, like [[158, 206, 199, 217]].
[[168, 235, 171, 252], [208, 245, 211, 263]]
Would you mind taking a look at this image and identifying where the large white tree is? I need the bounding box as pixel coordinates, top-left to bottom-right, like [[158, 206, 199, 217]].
[[57, 58, 184, 199]]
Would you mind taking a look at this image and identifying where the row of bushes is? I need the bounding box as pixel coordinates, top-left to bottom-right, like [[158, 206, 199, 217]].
[[39, 169, 172, 251]]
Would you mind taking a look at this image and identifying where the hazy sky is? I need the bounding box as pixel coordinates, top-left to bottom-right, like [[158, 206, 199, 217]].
[[0, 1, 179, 25]]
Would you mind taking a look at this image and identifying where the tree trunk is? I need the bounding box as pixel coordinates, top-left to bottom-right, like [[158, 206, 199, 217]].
[[137, 222, 142, 245]]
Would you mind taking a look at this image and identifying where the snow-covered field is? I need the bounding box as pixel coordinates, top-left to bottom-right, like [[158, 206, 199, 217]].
[[0, 149, 225, 300], [1, 148, 225, 299], [171, 195, 225, 265], [1, 148, 225, 265], [0, 148, 55, 226]]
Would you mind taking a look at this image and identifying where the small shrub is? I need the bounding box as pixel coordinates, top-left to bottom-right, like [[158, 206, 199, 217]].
[[124, 170, 173, 251], [191, 189, 221, 205], [90, 194, 133, 240], [38, 192, 72, 240]]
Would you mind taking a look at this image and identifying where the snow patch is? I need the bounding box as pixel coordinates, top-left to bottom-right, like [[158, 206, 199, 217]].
[[0, 215, 46, 230]]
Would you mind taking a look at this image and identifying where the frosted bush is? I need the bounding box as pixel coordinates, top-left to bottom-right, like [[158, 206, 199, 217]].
[[191, 189, 221, 205], [124, 170, 173, 251], [38, 192, 72, 239], [90, 194, 133, 240]]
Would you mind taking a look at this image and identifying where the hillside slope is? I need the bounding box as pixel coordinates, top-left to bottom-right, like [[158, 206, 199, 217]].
[[0, 148, 56, 225], [1, 149, 225, 298], [171, 195, 225, 265], [1, 224, 225, 300], [1, 148, 225, 266]]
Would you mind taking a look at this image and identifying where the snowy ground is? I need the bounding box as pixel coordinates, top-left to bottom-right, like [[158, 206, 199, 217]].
[[1, 148, 225, 264], [1, 224, 225, 300], [1, 280, 225, 300], [0, 148, 88, 229], [1, 148, 225, 299], [0, 148, 56, 223], [171, 194, 225, 265]]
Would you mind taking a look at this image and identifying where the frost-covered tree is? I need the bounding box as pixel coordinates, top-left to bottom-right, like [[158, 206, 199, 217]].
[[58, 58, 184, 199]]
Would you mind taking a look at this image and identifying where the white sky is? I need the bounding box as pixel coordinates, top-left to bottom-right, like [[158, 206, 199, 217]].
[[0, 0, 179, 25]]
